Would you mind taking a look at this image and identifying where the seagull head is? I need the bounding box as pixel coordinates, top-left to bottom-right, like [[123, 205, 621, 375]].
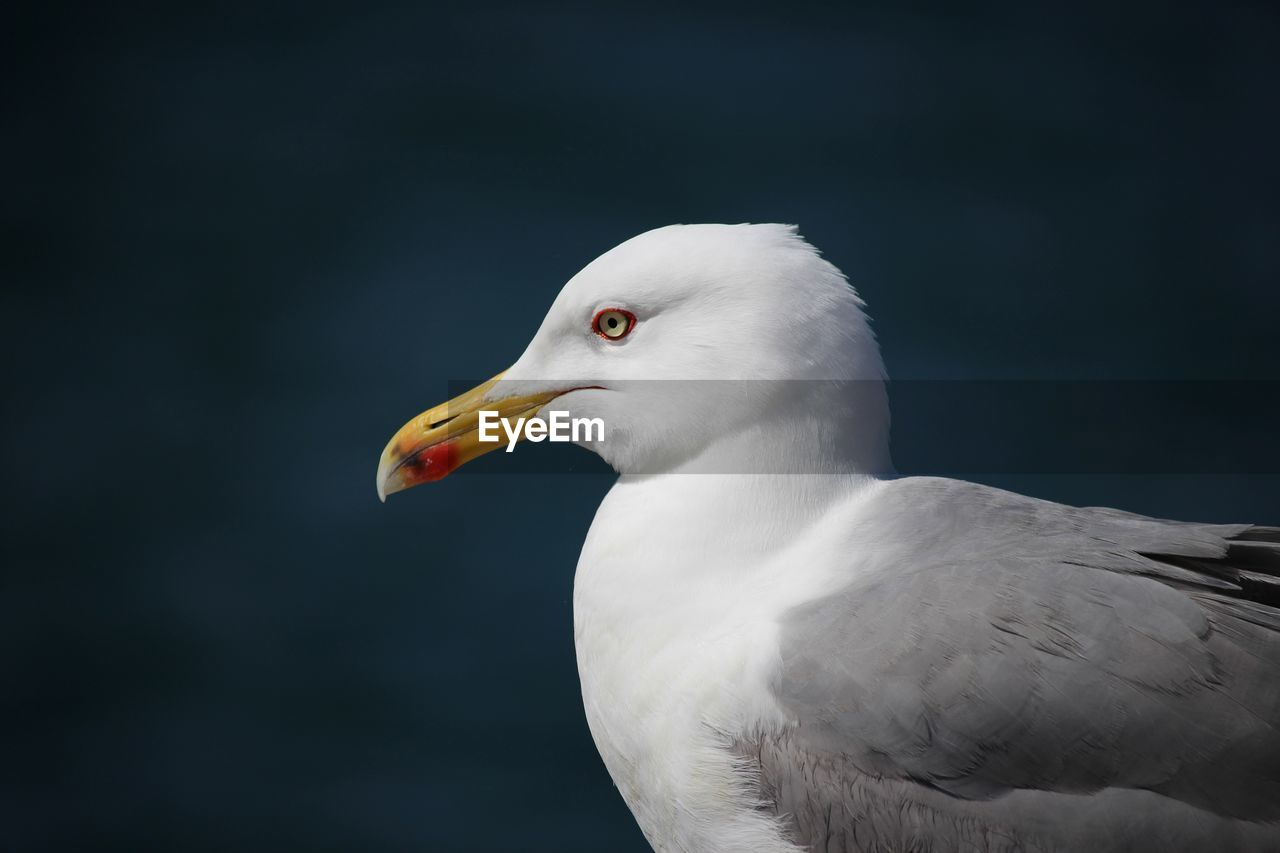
[[376, 223, 889, 500]]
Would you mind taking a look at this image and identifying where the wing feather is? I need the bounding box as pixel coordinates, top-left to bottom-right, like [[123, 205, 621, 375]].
[[750, 478, 1280, 851]]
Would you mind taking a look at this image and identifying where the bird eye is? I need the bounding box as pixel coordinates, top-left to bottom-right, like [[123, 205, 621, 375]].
[[592, 308, 635, 340]]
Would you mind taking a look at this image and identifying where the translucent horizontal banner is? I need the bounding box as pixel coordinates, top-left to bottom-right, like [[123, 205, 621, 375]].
[[429, 379, 1280, 476]]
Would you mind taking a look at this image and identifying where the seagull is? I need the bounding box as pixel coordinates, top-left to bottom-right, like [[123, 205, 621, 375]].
[[376, 224, 1280, 852]]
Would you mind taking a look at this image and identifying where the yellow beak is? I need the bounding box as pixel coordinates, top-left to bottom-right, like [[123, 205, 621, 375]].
[[375, 372, 569, 501]]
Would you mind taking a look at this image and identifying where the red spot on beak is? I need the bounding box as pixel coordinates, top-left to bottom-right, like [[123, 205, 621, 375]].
[[403, 441, 459, 486]]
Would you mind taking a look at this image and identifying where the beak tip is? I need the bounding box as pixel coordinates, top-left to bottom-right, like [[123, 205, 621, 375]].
[[375, 459, 392, 503], [375, 371, 516, 501], [376, 457, 412, 502]]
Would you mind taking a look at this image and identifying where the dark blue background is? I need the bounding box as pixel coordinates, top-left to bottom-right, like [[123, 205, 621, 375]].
[[5, 2, 1279, 851]]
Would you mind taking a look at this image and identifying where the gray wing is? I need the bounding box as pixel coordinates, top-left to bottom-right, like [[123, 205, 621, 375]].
[[744, 477, 1280, 852]]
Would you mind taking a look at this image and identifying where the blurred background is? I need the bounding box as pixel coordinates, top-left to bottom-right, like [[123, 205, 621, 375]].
[[4, 1, 1279, 850]]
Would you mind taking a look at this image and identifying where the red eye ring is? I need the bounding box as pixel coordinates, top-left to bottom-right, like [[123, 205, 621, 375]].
[[591, 308, 636, 341]]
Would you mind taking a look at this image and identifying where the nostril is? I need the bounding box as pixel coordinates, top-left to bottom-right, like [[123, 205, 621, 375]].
[[429, 413, 457, 430]]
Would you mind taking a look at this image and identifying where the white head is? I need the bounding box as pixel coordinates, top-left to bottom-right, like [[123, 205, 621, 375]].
[[377, 224, 891, 497]]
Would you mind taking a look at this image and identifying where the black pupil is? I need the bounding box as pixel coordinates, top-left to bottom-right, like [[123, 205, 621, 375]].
[[607, 317, 618, 328]]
